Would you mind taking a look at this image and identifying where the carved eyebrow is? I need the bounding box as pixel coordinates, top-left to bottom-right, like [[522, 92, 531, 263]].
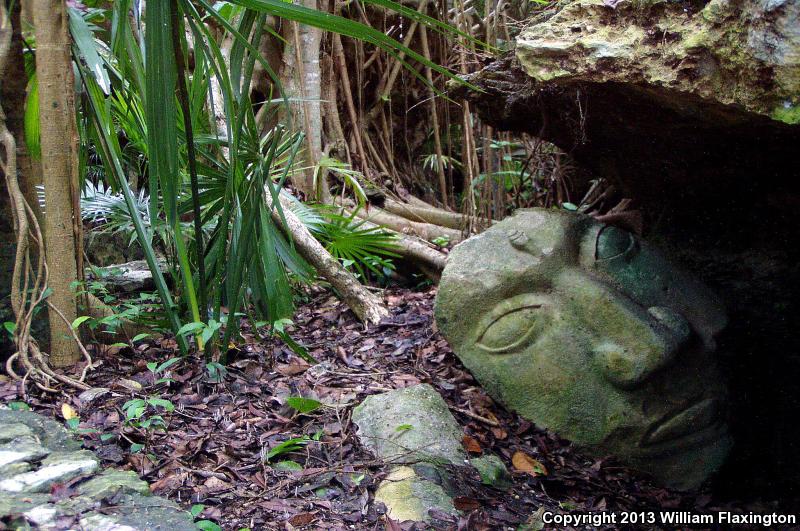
[[507, 229, 542, 257]]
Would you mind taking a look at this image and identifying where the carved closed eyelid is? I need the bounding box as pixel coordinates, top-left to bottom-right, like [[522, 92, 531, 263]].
[[595, 225, 637, 261], [477, 304, 543, 353]]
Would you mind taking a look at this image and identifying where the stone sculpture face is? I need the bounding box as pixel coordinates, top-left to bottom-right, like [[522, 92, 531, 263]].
[[435, 209, 731, 489]]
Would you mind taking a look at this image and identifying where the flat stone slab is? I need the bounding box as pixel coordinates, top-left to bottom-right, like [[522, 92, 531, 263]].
[[0, 407, 196, 530], [0, 450, 99, 493], [352, 384, 467, 467]]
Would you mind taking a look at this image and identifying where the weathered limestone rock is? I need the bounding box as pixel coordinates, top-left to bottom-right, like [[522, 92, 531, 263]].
[[86, 259, 168, 293], [453, 0, 800, 219], [352, 384, 467, 466], [435, 209, 732, 489], [516, 0, 799, 121], [77, 469, 151, 499], [0, 450, 99, 493], [0, 408, 195, 530], [374, 466, 458, 523], [354, 385, 478, 522]]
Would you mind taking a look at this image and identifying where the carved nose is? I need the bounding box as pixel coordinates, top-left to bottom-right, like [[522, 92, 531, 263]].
[[648, 306, 691, 346], [594, 307, 690, 389]]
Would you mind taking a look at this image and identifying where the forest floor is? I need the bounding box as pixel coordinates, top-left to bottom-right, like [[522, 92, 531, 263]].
[[0, 287, 772, 530]]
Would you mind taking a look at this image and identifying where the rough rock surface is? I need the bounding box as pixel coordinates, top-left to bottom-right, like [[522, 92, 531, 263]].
[[86, 259, 169, 294], [454, 0, 800, 216], [517, 0, 799, 122], [0, 408, 195, 530], [373, 466, 458, 523], [352, 384, 467, 467], [353, 385, 511, 523]]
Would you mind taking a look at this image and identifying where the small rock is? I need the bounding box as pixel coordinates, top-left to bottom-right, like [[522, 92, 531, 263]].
[[78, 469, 150, 500], [374, 466, 458, 523], [79, 513, 139, 531], [352, 384, 466, 466], [24, 504, 59, 527], [470, 454, 512, 490], [78, 387, 111, 405], [0, 435, 50, 471], [0, 423, 35, 443], [0, 451, 99, 493]]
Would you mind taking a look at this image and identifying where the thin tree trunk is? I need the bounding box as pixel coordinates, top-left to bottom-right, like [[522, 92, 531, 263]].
[[2, 1, 42, 224], [281, 0, 327, 201], [32, 0, 81, 367], [418, 24, 448, 208]]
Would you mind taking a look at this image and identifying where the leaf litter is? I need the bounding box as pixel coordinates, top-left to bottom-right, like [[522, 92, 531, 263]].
[[0, 287, 780, 529]]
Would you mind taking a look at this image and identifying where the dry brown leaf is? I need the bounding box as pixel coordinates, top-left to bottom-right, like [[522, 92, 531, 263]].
[[453, 496, 482, 511], [512, 451, 548, 477], [200, 476, 232, 494], [275, 360, 310, 376], [289, 512, 316, 526], [491, 427, 508, 440], [462, 435, 482, 455], [117, 378, 142, 392]]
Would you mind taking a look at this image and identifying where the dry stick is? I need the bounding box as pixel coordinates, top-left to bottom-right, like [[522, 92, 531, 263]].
[[331, 33, 367, 170], [369, 0, 429, 122], [418, 24, 449, 209], [321, 54, 351, 165]]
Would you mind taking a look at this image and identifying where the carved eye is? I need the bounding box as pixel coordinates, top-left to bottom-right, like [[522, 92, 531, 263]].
[[595, 225, 635, 261], [477, 305, 543, 353]]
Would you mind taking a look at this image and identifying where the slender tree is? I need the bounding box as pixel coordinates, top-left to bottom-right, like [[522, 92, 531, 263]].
[[32, 0, 81, 366]]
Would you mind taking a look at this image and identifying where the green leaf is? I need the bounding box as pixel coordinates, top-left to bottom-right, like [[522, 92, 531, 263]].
[[272, 460, 303, 472], [155, 357, 182, 374], [190, 504, 205, 517], [130, 443, 145, 453], [562, 202, 578, 211], [24, 74, 40, 159], [100, 433, 116, 442], [66, 418, 80, 430], [286, 397, 322, 414], [395, 424, 413, 432], [147, 398, 175, 412], [68, 7, 111, 94], [264, 436, 310, 461], [195, 521, 222, 531], [3, 321, 16, 334], [276, 331, 317, 364], [132, 333, 151, 342], [7, 402, 30, 411], [71, 316, 92, 329], [177, 322, 206, 337]]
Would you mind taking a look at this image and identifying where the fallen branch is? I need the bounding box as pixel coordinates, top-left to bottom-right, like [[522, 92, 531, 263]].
[[382, 197, 497, 231], [267, 191, 389, 325], [343, 200, 463, 244]]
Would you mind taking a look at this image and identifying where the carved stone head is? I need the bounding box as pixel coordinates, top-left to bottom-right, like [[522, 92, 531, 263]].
[[435, 209, 731, 489]]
